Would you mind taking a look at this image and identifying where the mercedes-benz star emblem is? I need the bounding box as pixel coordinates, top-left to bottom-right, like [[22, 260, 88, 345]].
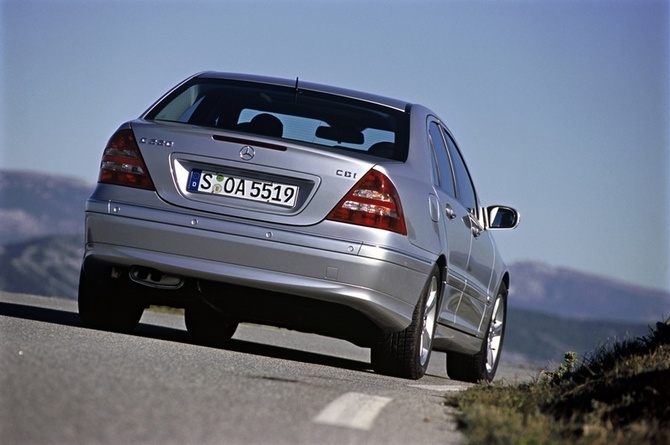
[[239, 145, 255, 161]]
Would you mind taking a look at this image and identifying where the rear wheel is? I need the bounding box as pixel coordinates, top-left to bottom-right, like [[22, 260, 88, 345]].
[[185, 301, 238, 347], [78, 267, 145, 333], [371, 264, 440, 379], [447, 283, 507, 383]]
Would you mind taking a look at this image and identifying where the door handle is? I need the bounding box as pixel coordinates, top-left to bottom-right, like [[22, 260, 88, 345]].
[[445, 204, 457, 220], [471, 225, 482, 238]]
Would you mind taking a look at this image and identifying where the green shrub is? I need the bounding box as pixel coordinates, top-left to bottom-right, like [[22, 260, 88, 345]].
[[448, 319, 670, 445]]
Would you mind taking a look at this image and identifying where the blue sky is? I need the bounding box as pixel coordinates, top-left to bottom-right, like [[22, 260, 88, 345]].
[[1, 0, 669, 293]]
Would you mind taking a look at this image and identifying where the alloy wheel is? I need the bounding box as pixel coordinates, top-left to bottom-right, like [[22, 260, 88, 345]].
[[419, 275, 439, 367], [485, 294, 505, 374]]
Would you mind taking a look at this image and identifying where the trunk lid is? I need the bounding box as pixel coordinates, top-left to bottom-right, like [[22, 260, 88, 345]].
[[131, 120, 378, 226]]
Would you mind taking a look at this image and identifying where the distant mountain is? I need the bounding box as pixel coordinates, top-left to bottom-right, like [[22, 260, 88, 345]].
[[508, 261, 668, 323], [0, 234, 83, 299], [504, 307, 651, 366], [0, 170, 93, 244], [0, 169, 667, 366]]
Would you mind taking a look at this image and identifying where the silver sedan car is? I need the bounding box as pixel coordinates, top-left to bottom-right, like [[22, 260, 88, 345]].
[[79, 72, 519, 382]]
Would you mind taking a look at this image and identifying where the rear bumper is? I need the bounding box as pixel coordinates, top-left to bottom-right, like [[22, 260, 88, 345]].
[[83, 198, 435, 332]]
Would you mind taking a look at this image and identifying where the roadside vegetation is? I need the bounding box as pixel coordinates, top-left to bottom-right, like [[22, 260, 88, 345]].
[[448, 318, 670, 445]]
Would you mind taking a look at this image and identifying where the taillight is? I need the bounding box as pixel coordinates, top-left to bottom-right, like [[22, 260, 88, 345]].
[[326, 169, 407, 235], [98, 129, 155, 190]]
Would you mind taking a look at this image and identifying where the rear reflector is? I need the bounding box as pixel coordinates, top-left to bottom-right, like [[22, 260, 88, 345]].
[[98, 129, 155, 190], [326, 169, 407, 235]]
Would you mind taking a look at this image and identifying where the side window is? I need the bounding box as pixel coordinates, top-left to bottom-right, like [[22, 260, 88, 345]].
[[442, 127, 477, 213], [428, 122, 456, 198]]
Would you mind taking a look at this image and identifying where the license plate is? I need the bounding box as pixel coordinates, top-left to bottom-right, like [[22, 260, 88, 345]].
[[187, 169, 299, 208]]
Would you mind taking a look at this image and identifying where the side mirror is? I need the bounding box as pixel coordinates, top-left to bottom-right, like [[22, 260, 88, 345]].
[[486, 205, 520, 230]]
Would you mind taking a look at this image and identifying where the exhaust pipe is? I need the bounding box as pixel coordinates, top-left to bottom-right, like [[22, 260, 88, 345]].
[[129, 266, 184, 289]]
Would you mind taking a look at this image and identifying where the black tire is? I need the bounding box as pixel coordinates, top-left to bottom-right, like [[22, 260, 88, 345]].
[[371, 264, 441, 379], [446, 283, 507, 383], [185, 301, 238, 347], [78, 267, 145, 333]]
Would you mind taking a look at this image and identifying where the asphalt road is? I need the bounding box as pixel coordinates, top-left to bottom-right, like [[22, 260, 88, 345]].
[[0, 292, 469, 445]]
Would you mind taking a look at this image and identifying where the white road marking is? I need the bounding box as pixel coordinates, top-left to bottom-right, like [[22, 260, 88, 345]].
[[409, 384, 470, 392], [312, 392, 393, 431]]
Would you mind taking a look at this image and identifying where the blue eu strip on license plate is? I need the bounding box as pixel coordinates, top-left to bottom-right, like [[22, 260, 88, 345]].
[[187, 169, 298, 208], [187, 169, 202, 192]]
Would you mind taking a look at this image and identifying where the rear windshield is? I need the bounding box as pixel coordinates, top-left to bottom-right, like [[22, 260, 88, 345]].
[[144, 78, 409, 161]]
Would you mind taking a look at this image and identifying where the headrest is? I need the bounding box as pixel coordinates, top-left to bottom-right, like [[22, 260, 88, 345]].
[[316, 126, 364, 144]]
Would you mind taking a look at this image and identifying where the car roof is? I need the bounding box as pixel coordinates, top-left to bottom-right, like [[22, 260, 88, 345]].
[[194, 71, 412, 112]]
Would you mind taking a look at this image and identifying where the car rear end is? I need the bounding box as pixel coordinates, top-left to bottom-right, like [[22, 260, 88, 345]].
[[80, 72, 438, 345]]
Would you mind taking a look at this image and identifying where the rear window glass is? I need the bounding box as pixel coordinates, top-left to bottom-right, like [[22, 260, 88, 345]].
[[145, 78, 409, 161]]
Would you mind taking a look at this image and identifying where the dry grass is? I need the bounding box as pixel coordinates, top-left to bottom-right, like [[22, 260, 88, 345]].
[[448, 319, 670, 445]]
